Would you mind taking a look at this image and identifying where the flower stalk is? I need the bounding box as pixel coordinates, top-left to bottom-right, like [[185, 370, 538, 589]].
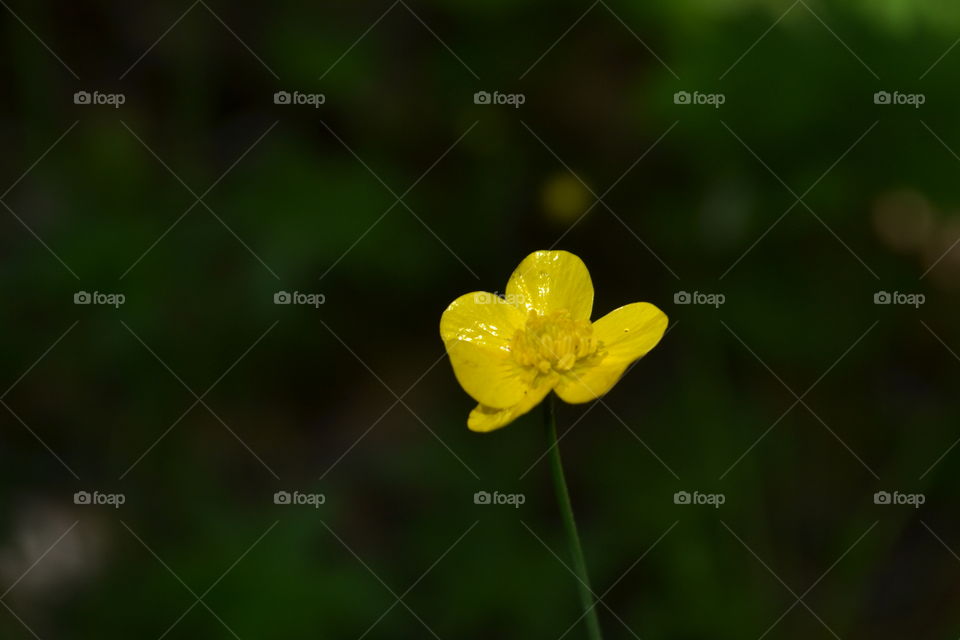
[[545, 395, 603, 640]]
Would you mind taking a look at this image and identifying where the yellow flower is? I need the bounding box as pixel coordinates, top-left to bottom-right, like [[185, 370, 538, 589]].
[[440, 250, 668, 432]]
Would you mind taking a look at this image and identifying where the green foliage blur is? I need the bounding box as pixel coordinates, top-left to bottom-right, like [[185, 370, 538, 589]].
[[2, 0, 960, 637]]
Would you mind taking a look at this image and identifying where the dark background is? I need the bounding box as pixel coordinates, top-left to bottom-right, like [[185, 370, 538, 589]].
[[1, 1, 959, 638]]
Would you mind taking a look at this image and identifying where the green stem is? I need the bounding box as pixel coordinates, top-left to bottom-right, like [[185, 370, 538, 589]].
[[545, 395, 603, 640]]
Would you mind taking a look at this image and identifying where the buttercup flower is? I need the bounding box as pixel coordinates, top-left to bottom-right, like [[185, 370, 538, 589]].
[[440, 250, 668, 432]]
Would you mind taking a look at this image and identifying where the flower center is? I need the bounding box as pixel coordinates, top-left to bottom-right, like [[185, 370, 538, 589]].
[[512, 310, 602, 375]]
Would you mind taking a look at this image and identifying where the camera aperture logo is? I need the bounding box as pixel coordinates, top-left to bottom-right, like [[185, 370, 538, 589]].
[[674, 90, 725, 108], [473, 490, 525, 508], [874, 490, 924, 508], [674, 290, 725, 308], [74, 291, 125, 308], [274, 490, 326, 508], [674, 490, 725, 508], [74, 90, 126, 108], [874, 291, 924, 308], [873, 91, 924, 108], [274, 90, 326, 108], [74, 490, 126, 508], [473, 292, 525, 306], [473, 90, 525, 108], [274, 291, 326, 308]]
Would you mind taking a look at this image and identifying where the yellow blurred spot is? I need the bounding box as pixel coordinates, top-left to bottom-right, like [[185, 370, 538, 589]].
[[542, 173, 591, 225]]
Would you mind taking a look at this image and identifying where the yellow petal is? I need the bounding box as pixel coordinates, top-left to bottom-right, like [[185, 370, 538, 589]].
[[505, 250, 594, 320], [468, 383, 554, 432], [555, 302, 668, 404], [440, 292, 527, 408]]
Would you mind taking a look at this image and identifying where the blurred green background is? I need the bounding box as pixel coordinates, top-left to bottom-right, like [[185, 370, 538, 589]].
[[2, 0, 960, 637]]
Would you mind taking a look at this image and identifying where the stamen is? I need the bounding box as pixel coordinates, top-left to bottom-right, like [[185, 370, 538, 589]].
[[511, 310, 604, 380]]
